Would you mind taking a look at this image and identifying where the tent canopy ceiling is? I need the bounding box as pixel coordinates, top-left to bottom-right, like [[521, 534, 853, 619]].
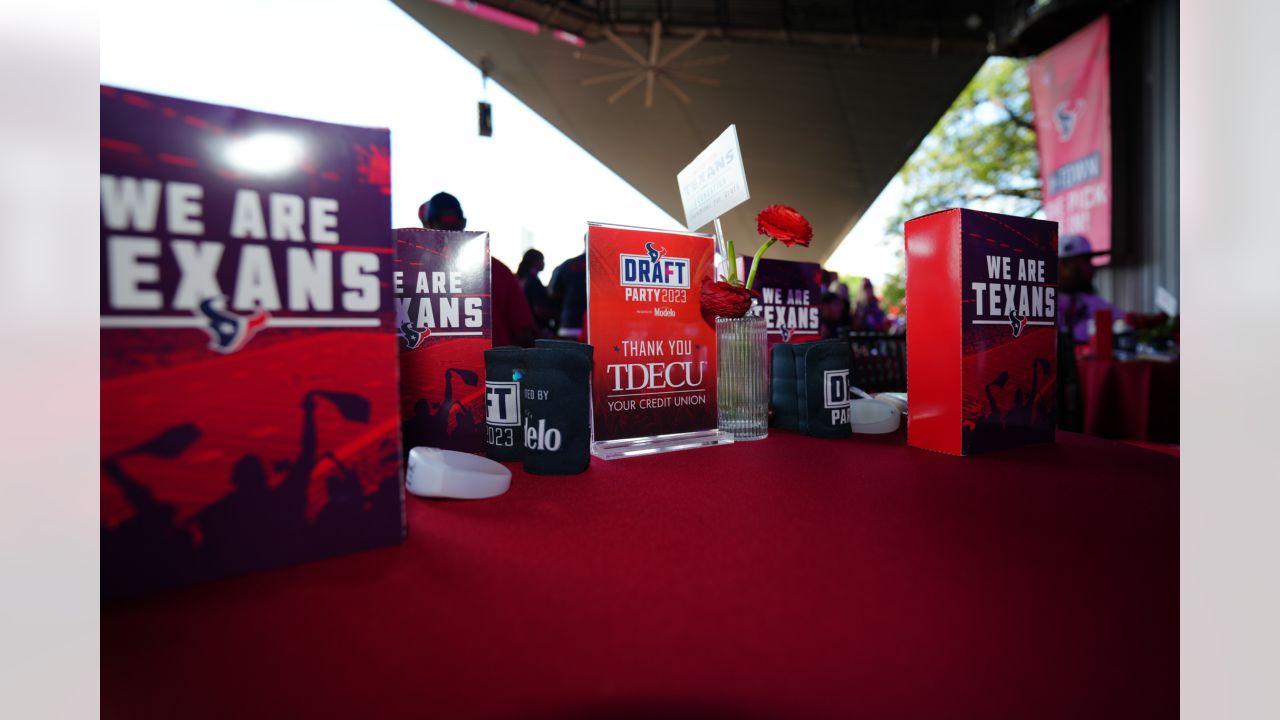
[[392, 1, 1103, 262]]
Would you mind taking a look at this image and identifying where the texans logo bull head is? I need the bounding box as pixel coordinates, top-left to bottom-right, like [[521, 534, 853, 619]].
[[197, 298, 269, 353], [779, 323, 793, 342], [645, 241, 666, 263], [1054, 99, 1085, 142], [1008, 310, 1030, 338], [399, 322, 429, 349]]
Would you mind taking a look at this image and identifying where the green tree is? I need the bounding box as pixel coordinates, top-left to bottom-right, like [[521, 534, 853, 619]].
[[889, 57, 1041, 234], [879, 57, 1040, 318], [879, 271, 905, 310], [837, 274, 863, 294]]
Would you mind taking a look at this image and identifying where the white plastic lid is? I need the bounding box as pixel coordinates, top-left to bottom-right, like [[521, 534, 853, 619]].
[[849, 398, 901, 434], [406, 447, 512, 499], [872, 392, 907, 415]]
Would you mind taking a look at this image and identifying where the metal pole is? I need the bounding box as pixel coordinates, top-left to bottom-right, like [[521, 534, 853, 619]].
[[713, 217, 731, 282]]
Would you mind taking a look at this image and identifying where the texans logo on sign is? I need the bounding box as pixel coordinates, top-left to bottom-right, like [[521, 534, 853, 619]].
[[1054, 99, 1085, 142], [1008, 310, 1030, 338], [779, 323, 793, 342], [197, 297, 268, 354], [645, 241, 666, 263], [399, 322, 429, 349]]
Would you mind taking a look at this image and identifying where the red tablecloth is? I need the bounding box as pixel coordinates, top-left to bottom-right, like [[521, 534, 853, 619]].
[[1077, 358, 1180, 443], [102, 430, 1178, 719]]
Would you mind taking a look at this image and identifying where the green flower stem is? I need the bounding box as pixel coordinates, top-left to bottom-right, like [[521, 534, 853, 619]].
[[744, 238, 777, 291], [725, 237, 739, 285]]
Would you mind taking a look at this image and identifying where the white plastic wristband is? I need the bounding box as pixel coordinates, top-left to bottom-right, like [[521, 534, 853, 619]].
[[406, 447, 512, 499], [872, 392, 908, 415], [849, 398, 901, 434]]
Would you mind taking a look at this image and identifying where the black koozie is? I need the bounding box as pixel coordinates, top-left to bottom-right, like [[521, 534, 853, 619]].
[[770, 343, 801, 430], [534, 338, 594, 362], [798, 340, 853, 439], [483, 346, 526, 462], [523, 342, 593, 475]]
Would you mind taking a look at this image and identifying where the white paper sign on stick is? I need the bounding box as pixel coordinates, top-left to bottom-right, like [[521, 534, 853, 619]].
[[677, 125, 750, 232]]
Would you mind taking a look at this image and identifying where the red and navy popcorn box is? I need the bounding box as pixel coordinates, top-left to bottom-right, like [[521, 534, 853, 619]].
[[905, 209, 1058, 455], [100, 87, 403, 598], [393, 229, 491, 455]]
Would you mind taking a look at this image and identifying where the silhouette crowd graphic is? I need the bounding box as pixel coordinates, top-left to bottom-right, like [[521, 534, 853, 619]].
[[401, 367, 479, 452], [962, 356, 1056, 452], [102, 389, 402, 598]]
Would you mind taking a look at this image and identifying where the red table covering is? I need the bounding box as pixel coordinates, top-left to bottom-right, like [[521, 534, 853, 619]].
[[1077, 357, 1180, 443], [102, 430, 1178, 719]]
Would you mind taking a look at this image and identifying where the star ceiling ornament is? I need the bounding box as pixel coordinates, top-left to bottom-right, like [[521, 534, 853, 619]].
[[573, 20, 728, 110]]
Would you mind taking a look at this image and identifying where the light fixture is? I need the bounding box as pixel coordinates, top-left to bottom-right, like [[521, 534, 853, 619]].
[[575, 20, 728, 110], [225, 133, 305, 176]]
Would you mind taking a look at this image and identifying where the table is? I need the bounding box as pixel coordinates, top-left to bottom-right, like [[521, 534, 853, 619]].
[[102, 430, 1178, 719], [1077, 357, 1180, 443]]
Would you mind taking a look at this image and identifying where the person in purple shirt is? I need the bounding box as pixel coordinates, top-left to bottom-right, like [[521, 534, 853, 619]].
[[851, 278, 886, 332], [1057, 235, 1118, 344]]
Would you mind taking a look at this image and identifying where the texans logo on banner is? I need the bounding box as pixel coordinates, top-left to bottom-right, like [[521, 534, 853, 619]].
[[1029, 15, 1112, 255], [1053, 99, 1085, 142]]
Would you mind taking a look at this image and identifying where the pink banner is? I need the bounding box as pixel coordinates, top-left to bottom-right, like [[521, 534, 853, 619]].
[[1029, 15, 1111, 261]]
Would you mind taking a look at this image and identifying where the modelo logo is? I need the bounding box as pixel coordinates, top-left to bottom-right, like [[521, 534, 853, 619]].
[[619, 242, 690, 289], [524, 417, 562, 452], [485, 381, 521, 426]]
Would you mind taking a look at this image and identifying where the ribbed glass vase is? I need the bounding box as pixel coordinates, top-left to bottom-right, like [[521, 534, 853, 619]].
[[716, 314, 768, 441]]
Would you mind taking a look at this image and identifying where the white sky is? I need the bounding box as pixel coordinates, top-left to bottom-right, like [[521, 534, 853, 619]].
[[100, 0, 902, 285]]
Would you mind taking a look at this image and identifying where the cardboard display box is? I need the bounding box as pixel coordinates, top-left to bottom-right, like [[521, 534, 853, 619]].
[[101, 87, 403, 597], [738, 257, 824, 350], [393, 229, 491, 455], [904, 209, 1058, 455]]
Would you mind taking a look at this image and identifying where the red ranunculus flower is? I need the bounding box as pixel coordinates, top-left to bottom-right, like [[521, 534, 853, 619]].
[[700, 280, 760, 319], [756, 204, 813, 247]]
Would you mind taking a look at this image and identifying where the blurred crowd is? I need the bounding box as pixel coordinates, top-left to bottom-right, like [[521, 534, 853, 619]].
[[817, 272, 904, 339]]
